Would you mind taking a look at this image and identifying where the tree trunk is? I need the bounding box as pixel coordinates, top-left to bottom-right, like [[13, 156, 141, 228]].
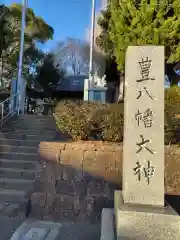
[[118, 73, 124, 102]]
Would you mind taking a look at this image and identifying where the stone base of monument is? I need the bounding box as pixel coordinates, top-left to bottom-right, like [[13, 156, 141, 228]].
[[100, 208, 115, 240], [10, 220, 62, 240], [114, 190, 180, 240]]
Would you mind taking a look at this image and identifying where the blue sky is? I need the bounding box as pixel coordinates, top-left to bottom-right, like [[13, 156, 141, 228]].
[[2, 0, 101, 51]]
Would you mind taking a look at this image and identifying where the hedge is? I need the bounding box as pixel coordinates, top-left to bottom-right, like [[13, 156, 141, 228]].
[[165, 86, 180, 118], [54, 87, 180, 144], [54, 100, 124, 142]]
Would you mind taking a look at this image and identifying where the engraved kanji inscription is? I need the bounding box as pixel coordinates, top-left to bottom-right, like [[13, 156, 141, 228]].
[[135, 108, 153, 128], [136, 87, 156, 100], [136, 135, 154, 154], [136, 57, 155, 82], [133, 160, 155, 185]]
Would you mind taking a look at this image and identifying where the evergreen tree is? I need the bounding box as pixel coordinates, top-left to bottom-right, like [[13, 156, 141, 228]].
[[0, 5, 9, 56], [96, 6, 114, 58], [0, 3, 54, 87], [98, 0, 180, 86], [34, 53, 65, 96]]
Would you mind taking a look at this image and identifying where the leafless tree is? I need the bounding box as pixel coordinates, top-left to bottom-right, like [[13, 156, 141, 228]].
[[54, 37, 106, 77]]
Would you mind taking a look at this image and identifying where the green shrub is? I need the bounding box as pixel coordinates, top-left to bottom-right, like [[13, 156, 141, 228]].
[[54, 100, 124, 142], [54, 88, 180, 144], [165, 86, 180, 120], [164, 86, 180, 144], [88, 103, 124, 142]]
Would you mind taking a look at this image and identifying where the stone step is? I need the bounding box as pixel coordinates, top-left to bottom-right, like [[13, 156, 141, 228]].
[[10, 122, 56, 128], [5, 115, 53, 120], [0, 159, 37, 170], [0, 216, 24, 236], [3, 120, 54, 127], [7, 117, 55, 125], [0, 145, 37, 154], [0, 189, 27, 203], [0, 133, 55, 141], [3, 123, 56, 130], [0, 178, 33, 191], [17, 115, 55, 121], [20, 114, 54, 117], [3, 124, 56, 130], [0, 168, 35, 180], [0, 202, 24, 218], [11, 118, 55, 122], [0, 152, 38, 160], [1, 129, 56, 135], [0, 138, 39, 147]]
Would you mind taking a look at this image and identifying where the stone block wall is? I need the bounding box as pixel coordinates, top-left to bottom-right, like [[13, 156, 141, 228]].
[[39, 141, 122, 184], [31, 141, 180, 221]]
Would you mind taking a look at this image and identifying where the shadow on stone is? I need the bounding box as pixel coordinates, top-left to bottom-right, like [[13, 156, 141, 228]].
[[165, 194, 180, 215], [31, 158, 121, 222]]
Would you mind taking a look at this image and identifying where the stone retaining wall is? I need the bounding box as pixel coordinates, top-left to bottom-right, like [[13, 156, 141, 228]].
[[38, 141, 180, 193], [39, 141, 122, 184], [30, 141, 180, 221]]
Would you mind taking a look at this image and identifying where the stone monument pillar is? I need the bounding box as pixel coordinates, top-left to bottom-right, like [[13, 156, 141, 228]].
[[114, 46, 180, 240], [123, 46, 164, 206], [100, 46, 180, 240]]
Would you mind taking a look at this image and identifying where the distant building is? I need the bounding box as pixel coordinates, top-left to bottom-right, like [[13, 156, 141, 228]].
[[51, 75, 88, 100]]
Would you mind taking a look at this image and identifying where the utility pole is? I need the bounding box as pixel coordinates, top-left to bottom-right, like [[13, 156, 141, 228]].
[[14, 0, 27, 114], [17, 0, 27, 92], [89, 0, 96, 84]]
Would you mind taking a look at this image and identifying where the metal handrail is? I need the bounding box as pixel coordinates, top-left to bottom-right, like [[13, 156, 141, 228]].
[[0, 93, 20, 126]]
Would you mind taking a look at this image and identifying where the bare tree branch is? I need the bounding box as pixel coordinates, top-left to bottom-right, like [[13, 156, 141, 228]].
[[54, 37, 106, 77]]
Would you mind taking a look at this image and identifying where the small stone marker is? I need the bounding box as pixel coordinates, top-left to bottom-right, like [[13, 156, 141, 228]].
[[24, 227, 48, 240], [123, 46, 164, 206], [10, 220, 62, 240]]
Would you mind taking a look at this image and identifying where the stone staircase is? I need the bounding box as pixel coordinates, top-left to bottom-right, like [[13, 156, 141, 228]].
[[0, 114, 111, 239], [0, 114, 57, 219], [0, 114, 102, 240]]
